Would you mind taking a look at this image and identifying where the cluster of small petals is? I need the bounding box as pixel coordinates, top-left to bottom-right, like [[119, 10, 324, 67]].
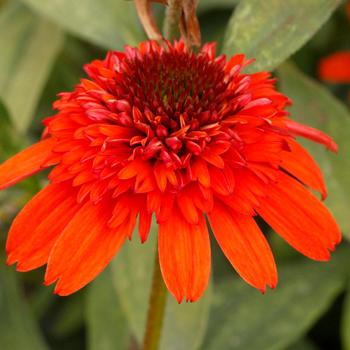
[[0, 40, 341, 302]]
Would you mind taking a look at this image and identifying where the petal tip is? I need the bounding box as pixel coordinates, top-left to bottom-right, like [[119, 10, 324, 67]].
[[54, 285, 71, 297], [6, 261, 15, 267], [15, 263, 28, 272], [6, 254, 16, 266], [173, 293, 184, 304], [259, 286, 267, 294]]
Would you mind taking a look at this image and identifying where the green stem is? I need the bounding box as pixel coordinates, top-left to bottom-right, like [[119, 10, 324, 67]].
[[142, 247, 167, 350], [163, 0, 182, 41]]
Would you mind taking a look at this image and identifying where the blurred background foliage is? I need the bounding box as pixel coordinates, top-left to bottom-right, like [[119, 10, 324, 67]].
[[0, 0, 350, 349]]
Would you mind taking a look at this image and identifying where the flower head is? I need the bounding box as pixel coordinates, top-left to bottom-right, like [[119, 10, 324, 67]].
[[318, 2, 350, 89], [0, 41, 340, 302], [318, 51, 350, 84]]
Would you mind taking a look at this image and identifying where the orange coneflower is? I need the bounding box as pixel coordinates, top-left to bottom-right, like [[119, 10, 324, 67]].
[[318, 51, 350, 84], [317, 0, 350, 98], [0, 41, 340, 302]]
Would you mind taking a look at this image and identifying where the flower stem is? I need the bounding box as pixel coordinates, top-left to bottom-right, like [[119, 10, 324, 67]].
[[142, 247, 167, 350], [163, 0, 182, 40]]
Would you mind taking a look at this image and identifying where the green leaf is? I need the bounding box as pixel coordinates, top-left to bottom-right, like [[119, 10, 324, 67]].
[[111, 234, 155, 343], [278, 62, 350, 240], [0, 259, 48, 350], [51, 293, 85, 337], [28, 286, 55, 320], [200, 8, 232, 49], [287, 339, 319, 350], [199, 0, 239, 12], [0, 100, 17, 158], [160, 282, 212, 350], [86, 269, 129, 350], [223, 0, 341, 72], [21, 0, 144, 49], [341, 282, 350, 350], [0, 99, 10, 125], [0, 1, 63, 132], [202, 251, 346, 350], [110, 222, 212, 349], [32, 36, 101, 132]]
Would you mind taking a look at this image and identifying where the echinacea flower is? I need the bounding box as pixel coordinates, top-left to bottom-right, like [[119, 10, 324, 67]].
[[318, 51, 350, 84], [317, 1, 350, 102], [0, 41, 340, 302]]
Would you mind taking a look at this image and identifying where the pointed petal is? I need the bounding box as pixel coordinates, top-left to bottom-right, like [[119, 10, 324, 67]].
[[13, 195, 79, 272], [158, 209, 211, 302], [6, 183, 73, 262], [0, 138, 56, 190], [281, 140, 326, 198], [208, 202, 277, 291], [285, 120, 337, 152], [209, 165, 235, 196], [154, 161, 178, 191], [257, 173, 341, 261], [138, 208, 152, 243], [176, 191, 199, 224], [191, 158, 210, 187], [45, 199, 127, 295]]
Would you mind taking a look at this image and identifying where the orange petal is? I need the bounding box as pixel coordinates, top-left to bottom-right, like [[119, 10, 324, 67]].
[[176, 191, 199, 224], [12, 195, 79, 272], [209, 165, 235, 196], [257, 173, 341, 261], [119, 159, 155, 193], [154, 161, 178, 192], [154, 161, 168, 191], [208, 201, 277, 292], [139, 209, 152, 243], [118, 159, 147, 179], [191, 157, 210, 187], [285, 120, 337, 152], [45, 199, 127, 295], [6, 183, 73, 262], [158, 208, 211, 302], [201, 151, 224, 168], [281, 139, 326, 198], [221, 168, 263, 215], [318, 51, 350, 83], [0, 138, 56, 190]]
